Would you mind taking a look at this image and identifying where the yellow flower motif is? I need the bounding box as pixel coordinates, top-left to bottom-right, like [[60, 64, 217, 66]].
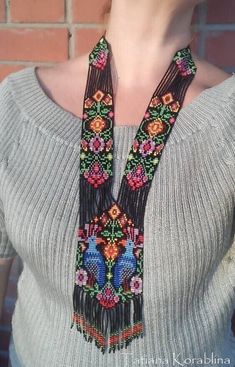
[[128, 154, 133, 160], [107, 153, 113, 160], [153, 158, 159, 165], [80, 152, 86, 160]]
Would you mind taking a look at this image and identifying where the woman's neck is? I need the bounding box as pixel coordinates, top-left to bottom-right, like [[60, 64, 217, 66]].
[[104, 0, 197, 87]]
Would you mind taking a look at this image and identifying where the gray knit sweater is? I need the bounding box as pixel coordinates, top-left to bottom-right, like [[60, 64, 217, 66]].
[[0, 66, 235, 367]]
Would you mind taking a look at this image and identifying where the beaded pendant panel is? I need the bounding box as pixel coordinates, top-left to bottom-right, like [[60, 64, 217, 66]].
[[70, 34, 197, 353]]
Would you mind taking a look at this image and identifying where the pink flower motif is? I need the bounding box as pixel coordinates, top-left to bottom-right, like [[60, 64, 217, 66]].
[[75, 269, 88, 287], [133, 139, 139, 152], [145, 112, 150, 118], [89, 135, 105, 154], [130, 276, 142, 295], [114, 295, 120, 303], [139, 139, 155, 157], [108, 111, 114, 117], [81, 139, 88, 150], [105, 138, 113, 151], [176, 58, 191, 76], [92, 50, 108, 70], [169, 117, 175, 124]]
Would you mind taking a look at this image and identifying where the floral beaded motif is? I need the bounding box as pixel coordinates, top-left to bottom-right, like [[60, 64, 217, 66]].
[[124, 91, 181, 189], [80, 37, 196, 191], [80, 90, 114, 188], [75, 202, 144, 307], [89, 37, 109, 70], [71, 34, 197, 354]]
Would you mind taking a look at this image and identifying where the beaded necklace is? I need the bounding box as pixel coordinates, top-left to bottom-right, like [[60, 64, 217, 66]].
[[70, 33, 197, 354]]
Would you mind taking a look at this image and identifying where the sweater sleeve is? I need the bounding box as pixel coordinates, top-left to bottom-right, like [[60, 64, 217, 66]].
[[220, 83, 235, 289], [0, 197, 17, 258], [0, 76, 20, 258], [222, 87, 235, 172]]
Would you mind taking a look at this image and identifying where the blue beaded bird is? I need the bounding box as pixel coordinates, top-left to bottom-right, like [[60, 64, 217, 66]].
[[113, 238, 137, 289], [83, 235, 106, 287]]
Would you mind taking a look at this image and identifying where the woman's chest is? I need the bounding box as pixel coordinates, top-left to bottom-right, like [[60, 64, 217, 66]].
[[0, 123, 233, 288]]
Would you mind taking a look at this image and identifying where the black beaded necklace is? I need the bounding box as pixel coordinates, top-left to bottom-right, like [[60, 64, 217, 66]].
[[70, 33, 197, 354]]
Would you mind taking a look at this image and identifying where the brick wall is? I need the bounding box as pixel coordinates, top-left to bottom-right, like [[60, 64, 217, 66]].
[[0, 0, 234, 366], [0, 0, 235, 80]]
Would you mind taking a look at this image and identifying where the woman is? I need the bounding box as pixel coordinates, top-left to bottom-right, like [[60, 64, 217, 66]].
[[0, 0, 234, 366]]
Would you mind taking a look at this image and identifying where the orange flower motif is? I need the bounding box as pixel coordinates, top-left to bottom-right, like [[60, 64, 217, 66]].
[[169, 101, 180, 113], [103, 243, 119, 260], [108, 203, 121, 220], [146, 119, 164, 137], [89, 116, 106, 133], [162, 92, 174, 105], [93, 90, 105, 102]]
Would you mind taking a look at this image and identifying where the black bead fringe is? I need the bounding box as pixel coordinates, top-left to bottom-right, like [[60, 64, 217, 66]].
[[71, 285, 144, 354]]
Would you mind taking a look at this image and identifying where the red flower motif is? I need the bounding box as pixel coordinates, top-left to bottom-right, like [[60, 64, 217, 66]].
[[126, 164, 148, 190], [84, 162, 109, 188], [96, 287, 119, 309]]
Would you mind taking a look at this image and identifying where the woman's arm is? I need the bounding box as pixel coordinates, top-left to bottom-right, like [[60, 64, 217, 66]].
[[0, 257, 15, 321]]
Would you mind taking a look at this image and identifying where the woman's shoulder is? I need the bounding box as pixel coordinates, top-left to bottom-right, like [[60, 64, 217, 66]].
[[33, 55, 89, 120], [192, 53, 234, 96]]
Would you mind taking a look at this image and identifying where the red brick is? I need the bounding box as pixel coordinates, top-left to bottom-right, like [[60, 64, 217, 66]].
[[0, 328, 11, 349], [1, 304, 12, 325], [74, 28, 104, 57], [0, 28, 69, 62], [0, 0, 5, 22], [205, 31, 235, 68], [10, 0, 65, 23], [0, 355, 8, 367], [72, 0, 108, 23], [0, 64, 24, 81], [207, 0, 235, 24]]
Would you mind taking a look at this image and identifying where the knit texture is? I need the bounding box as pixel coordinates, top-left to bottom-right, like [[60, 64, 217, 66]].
[[0, 66, 235, 367]]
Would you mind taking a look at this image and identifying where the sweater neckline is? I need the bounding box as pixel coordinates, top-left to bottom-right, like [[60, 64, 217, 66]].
[[7, 66, 235, 147]]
